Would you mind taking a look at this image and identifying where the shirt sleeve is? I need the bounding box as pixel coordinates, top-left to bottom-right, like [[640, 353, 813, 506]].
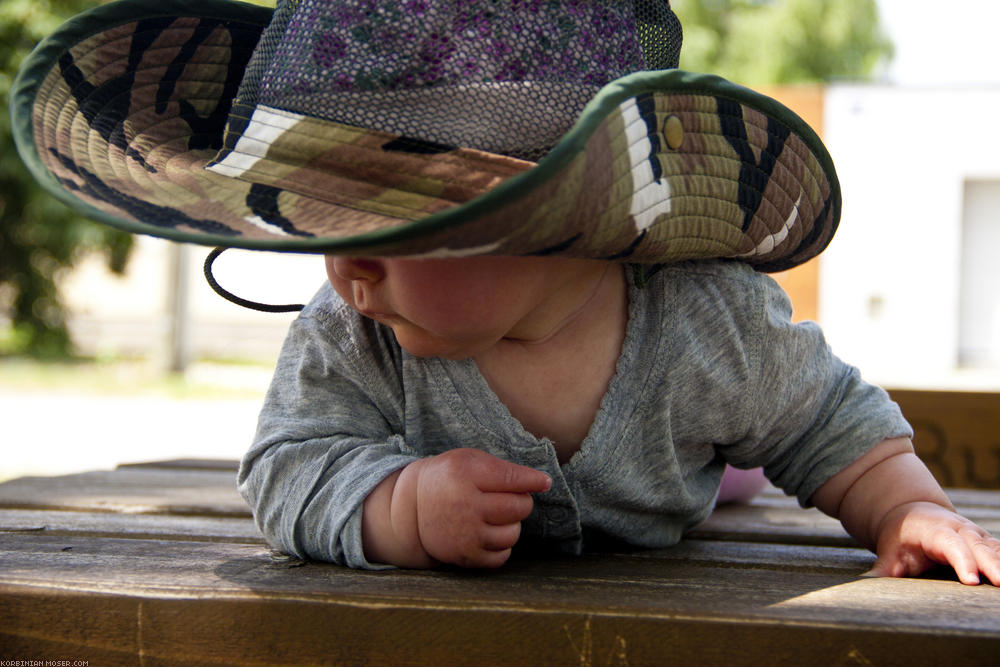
[[716, 270, 913, 506], [238, 287, 419, 568]]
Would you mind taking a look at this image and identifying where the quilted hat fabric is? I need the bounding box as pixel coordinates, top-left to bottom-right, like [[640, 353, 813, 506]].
[[12, 0, 839, 271]]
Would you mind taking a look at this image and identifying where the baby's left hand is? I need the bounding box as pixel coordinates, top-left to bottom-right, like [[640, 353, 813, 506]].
[[867, 501, 1000, 586]]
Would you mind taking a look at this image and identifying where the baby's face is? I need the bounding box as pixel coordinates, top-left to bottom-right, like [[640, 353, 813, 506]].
[[325, 255, 601, 359]]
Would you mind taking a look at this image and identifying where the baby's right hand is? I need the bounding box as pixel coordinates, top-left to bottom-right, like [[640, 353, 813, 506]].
[[409, 448, 551, 568]]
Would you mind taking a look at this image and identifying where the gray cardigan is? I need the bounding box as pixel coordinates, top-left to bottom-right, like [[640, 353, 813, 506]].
[[239, 261, 911, 568]]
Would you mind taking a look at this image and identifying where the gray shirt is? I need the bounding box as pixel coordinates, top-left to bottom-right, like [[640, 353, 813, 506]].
[[239, 261, 911, 569]]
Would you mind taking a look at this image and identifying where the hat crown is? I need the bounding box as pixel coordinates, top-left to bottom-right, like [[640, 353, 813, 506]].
[[238, 0, 682, 159]]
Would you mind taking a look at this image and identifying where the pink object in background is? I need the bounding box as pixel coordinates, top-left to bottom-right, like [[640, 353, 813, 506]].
[[717, 466, 769, 504]]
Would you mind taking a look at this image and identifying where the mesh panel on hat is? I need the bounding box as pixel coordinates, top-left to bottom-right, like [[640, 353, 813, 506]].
[[235, 0, 681, 161]]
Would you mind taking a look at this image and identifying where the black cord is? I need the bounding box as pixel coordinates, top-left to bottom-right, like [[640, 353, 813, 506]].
[[203, 247, 305, 313]]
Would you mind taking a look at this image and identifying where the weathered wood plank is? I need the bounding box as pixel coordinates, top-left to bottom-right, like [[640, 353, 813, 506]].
[[0, 508, 263, 543], [117, 458, 240, 472], [691, 503, 854, 546], [1, 534, 997, 665], [0, 534, 966, 619], [2, 462, 999, 665], [7, 588, 997, 667], [6, 586, 997, 667], [943, 487, 1000, 508], [1, 470, 995, 548], [755, 482, 1000, 509], [0, 467, 249, 517], [889, 389, 1000, 489], [696, 492, 1000, 546]]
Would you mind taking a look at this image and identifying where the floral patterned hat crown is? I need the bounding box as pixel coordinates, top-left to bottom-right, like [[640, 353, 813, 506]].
[[233, 0, 682, 160]]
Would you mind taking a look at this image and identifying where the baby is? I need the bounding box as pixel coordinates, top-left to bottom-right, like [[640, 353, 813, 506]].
[[240, 252, 1000, 583], [13, 0, 997, 583]]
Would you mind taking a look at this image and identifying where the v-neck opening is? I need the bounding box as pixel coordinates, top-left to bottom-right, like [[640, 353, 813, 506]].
[[438, 265, 657, 475]]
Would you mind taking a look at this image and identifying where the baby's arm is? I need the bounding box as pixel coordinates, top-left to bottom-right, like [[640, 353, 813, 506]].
[[811, 437, 1000, 585], [362, 448, 552, 568]]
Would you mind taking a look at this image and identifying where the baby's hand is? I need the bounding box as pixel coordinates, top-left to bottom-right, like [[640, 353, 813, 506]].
[[411, 448, 552, 568], [867, 501, 1000, 586]]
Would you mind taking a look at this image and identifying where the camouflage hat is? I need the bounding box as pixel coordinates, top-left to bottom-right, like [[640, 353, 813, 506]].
[[12, 0, 839, 271]]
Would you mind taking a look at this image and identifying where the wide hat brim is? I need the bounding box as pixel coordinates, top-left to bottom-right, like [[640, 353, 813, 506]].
[[12, 0, 840, 271]]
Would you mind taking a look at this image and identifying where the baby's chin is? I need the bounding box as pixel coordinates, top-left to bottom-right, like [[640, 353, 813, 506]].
[[390, 325, 491, 361]]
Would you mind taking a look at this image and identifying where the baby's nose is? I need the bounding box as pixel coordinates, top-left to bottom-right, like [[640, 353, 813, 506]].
[[331, 257, 384, 282]]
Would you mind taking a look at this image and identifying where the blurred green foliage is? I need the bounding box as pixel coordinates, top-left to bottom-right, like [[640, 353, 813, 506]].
[[1, 1, 280, 359], [673, 0, 894, 85], [1, 0, 132, 358]]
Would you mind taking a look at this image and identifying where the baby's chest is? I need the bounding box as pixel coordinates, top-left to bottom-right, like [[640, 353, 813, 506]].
[[479, 351, 619, 463]]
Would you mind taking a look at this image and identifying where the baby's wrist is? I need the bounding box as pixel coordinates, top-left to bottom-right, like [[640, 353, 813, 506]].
[[834, 446, 953, 549], [392, 461, 438, 565], [870, 499, 955, 550], [362, 463, 437, 568]]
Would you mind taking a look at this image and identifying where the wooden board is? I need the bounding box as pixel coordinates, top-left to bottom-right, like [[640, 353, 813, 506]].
[[2, 461, 999, 665], [0, 466, 249, 517], [889, 389, 1000, 489], [0, 508, 263, 544], [2, 533, 998, 666], [117, 458, 240, 472], [693, 486, 1000, 547]]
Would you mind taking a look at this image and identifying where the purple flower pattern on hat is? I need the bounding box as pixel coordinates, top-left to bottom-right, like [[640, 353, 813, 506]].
[[289, 0, 643, 93], [250, 0, 652, 157]]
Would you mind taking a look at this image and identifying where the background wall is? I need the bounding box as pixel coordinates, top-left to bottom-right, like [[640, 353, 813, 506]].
[[820, 85, 1000, 388], [60, 241, 321, 366]]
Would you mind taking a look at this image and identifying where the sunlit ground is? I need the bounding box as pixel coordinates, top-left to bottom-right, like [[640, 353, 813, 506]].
[[0, 357, 273, 482]]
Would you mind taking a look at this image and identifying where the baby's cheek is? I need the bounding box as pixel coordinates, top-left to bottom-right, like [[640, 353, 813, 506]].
[[328, 277, 361, 312]]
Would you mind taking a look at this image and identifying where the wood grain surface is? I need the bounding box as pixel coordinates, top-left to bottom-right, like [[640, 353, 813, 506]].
[[1, 459, 998, 665]]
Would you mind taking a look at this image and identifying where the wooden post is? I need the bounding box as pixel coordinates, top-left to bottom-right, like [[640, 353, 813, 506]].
[[165, 242, 192, 373]]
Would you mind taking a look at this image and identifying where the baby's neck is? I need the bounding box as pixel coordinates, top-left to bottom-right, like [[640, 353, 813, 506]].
[[474, 264, 628, 463]]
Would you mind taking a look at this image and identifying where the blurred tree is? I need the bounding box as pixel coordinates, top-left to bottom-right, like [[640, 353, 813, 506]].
[[672, 0, 894, 84], [1, 0, 132, 358]]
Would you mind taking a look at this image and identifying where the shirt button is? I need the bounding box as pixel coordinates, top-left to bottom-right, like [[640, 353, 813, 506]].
[[547, 506, 570, 523]]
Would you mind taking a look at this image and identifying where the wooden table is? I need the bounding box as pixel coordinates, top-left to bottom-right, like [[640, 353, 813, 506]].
[[1, 459, 998, 665]]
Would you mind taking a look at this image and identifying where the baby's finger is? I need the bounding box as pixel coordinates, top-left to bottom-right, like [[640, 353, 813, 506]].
[[480, 491, 535, 525], [971, 533, 1000, 586], [445, 546, 513, 569], [933, 531, 981, 585], [862, 557, 894, 578], [476, 457, 552, 495], [467, 548, 513, 569], [863, 548, 928, 579], [480, 522, 522, 552]]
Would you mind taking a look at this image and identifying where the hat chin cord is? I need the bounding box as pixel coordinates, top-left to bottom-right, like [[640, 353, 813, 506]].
[[203, 247, 305, 314]]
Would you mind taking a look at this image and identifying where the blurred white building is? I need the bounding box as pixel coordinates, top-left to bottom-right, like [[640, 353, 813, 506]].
[[820, 85, 1000, 388], [61, 241, 321, 366]]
